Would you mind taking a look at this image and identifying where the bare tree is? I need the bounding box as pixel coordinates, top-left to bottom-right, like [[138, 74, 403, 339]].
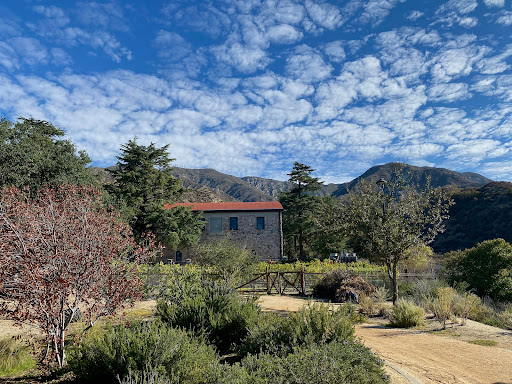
[[0, 185, 157, 367]]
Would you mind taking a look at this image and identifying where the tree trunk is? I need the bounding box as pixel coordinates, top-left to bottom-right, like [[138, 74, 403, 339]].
[[387, 260, 399, 305]]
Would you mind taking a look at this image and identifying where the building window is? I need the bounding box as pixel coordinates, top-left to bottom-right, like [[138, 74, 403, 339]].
[[229, 217, 238, 230], [209, 217, 222, 234], [257, 217, 265, 230], [176, 251, 182, 262]]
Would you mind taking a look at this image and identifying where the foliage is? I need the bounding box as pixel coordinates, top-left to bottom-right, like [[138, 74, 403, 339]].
[[141, 263, 204, 300], [429, 287, 457, 329], [0, 117, 92, 192], [0, 185, 155, 368], [389, 299, 425, 328], [231, 341, 389, 384], [433, 182, 512, 253], [68, 320, 220, 384], [453, 291, 481, 325], [333, 164, 453, 303], [193, 236, 259, 285], [445, 238, 512, 302], [117, 368, 171, 384], [156, 281, 261, 354], [0, 337, 36, 377], [279, 162, 322, 260], [400, 244, 434, 273], [313, 269, 376, 303], [107, 139, 203, 248], [242, 303, 360, 356], [252, 259, 386, 275]]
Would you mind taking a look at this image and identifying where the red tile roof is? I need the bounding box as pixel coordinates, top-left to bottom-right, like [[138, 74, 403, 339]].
[[165, 201, 283, 211]]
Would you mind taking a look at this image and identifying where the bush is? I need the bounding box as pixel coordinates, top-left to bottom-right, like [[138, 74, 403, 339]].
[[157, 281, 260, 354], [454, 291, 481, 325], [429, 287, 456, 329], [231, 341, 389, 384], [242, 303, 359, 356], [389, 299, 425, 328], [0, 337, 36, 377], [68, 321, 220, 383], [313, 270, 376, 303], [445, 239, 512, 302]]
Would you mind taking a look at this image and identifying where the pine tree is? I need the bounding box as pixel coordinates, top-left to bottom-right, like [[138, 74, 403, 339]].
[[108, 139, 202, 248], [279, 162, 322, 260]]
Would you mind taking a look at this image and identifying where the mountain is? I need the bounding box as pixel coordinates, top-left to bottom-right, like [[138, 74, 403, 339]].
[[171, 168, 275, 202], [432, 181, 512, 253], [328, 163, 492, 197], [242, 163, 492, 199]]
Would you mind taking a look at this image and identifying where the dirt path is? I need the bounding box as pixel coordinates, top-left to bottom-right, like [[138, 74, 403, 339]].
[[257, 295, 512, 384]]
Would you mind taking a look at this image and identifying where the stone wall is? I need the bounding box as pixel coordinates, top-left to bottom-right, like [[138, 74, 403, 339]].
[[161, 209, 283, 263]]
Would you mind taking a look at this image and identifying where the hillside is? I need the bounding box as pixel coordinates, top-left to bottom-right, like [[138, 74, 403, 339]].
[[171, 168, 275, 202], [432, 181, 512, 253]]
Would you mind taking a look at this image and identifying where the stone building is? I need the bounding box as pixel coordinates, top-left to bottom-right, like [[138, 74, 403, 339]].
[[164, 201, 283, 263]]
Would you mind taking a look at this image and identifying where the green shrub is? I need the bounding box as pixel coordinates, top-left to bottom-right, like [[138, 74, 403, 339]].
[[117, 368, 172, 384], [68, 320, 220, 383], [0, 337, 36, 377], [445, 239, 512, 302], [231, 341, 389, 384], [242, 303, 358, 356], [389, 299, 425, 328], [157, 281, 260, 354]]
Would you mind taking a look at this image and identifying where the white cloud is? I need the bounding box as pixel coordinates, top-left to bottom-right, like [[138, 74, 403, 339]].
[[9, 37, 47, 66], [286, 45, 333, 83], [0, 42, 18, 70], [212, 42, 270, 73], [476, 45, 512, 75], [76, 1, 128, 32], [266, 24, 303, 44], [496, 11, 512, 26], [153, 30, 192, 60], [438, 0, 478, 15], [406, 10, 424, 20], [356, 0, 405, 26], [304, 0, 343, 30], [51, 48, 73, 66], [483, 0, 504, 7], [323, 41, 346, 63], [33, 5, 69, 27], [427, 83, 470, 102]]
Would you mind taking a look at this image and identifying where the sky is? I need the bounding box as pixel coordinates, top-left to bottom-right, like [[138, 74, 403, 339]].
[[0, 0, 512, 184]]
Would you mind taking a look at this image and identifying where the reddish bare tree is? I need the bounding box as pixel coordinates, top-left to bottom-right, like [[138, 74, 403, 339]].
[[0, 185, 157, 368]]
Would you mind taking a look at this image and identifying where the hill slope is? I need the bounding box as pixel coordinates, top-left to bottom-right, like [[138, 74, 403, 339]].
[[432, 181, 512, 253], [171, 168, 274, 202]]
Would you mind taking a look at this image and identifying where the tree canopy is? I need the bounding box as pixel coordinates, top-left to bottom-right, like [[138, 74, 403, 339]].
[[334, 165, 453, 303], [279, 162, 322, 260], [0, 117, 92, 191], [107, 139, 203, 249], [445, 238, 512, 302]]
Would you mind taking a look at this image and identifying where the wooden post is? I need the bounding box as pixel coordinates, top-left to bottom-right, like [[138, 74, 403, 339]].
[[266, 266, 270, 294], [301, 263, 306, 296], [277, 272, 282, 295]]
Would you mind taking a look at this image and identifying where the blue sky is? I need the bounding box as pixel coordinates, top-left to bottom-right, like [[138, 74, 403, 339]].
[[1, 0, 512, 183]]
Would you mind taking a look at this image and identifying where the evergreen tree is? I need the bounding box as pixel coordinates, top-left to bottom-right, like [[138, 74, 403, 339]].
[[279, 162, 322, 260], [108, 139, 203, 248], [0, 117, 92, 191]]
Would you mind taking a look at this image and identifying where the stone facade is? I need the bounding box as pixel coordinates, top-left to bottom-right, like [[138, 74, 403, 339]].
[[163, 201, 283, 263]]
